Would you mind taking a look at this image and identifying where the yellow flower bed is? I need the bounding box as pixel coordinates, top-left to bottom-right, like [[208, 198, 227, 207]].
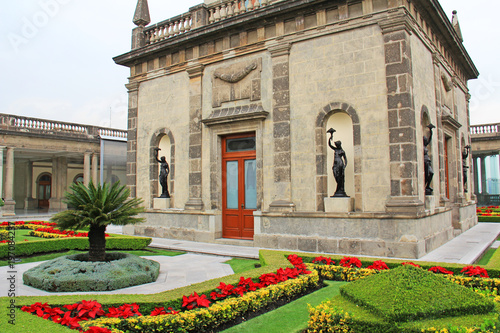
[[310, 263, 379, 281], [28, 231, 69, 238], [0, 229, 8, 241], [81, 270, 320, 333]]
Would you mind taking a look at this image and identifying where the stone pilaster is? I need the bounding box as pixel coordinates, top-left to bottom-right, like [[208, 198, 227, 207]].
[[84, 152, 91, 186], [380, 14, 424, 215], [92, 153, 99, 184], [269, 42, 295, 212], [3, 147, 15, 216], [185, 64, 205, 210], [126, 82, 139, 197]]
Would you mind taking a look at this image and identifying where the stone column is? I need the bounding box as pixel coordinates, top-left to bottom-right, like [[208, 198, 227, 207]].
[[92, 153, 99, 184], [24, 161, 36, 210], [3, 147, 16, 216], [126, 82, 139, 197], [184, 64, 204, 210], [268, 42, 295, 212], [480, 156, 488, 195], [381, 15, 424, 215], [473, 156, 479, 197], [84, 152, 91, 186], [49, 156, 68, 211]]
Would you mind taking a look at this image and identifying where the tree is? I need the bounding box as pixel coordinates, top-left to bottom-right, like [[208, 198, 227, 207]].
[[51, 181, 145, 262]]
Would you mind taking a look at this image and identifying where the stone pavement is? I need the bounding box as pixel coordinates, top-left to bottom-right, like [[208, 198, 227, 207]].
[[2, 253, 234, 297]]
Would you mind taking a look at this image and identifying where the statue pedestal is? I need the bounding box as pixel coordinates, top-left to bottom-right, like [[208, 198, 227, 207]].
[[425, 196, 436, 213], [153, 198, 171, 210], [324, 197, 354, 213]]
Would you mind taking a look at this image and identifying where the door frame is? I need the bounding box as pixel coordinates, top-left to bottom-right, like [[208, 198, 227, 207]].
[[37, 173, 52, 209], [221, 133, 256, 240]]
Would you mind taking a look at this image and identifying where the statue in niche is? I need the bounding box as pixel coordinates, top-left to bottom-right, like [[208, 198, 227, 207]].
[[154, 148, 170, 198], [462, 145, 471, 193], [327, 128, 348, 197], [423, 124, 436, 195]]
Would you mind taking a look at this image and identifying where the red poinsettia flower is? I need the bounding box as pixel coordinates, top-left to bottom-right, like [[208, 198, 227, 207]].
[[105, 303, 141, 319], [210, 281, 235, 300], [287, 254, 304, 266], [402, 262, 421, 268], [461, 266, 488, 278], [429, 266, 454, 275], [150, 306, 179, 316], [367, 260, 389, 270], [312, 256, 335, 265], [182, 292, 210, 310], [339, 257, 362, 268]]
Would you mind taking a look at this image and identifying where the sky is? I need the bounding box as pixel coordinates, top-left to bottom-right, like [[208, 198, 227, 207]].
[[1, 0, 499, 130]]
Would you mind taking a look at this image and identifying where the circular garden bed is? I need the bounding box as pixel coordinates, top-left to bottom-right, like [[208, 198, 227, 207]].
[[23, 252, 160, 292]]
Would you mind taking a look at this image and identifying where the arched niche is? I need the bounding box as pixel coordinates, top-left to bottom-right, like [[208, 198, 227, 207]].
[[326, 112, 355, 199], [150, 128, 175, 207], [315, 102, 361, 212]]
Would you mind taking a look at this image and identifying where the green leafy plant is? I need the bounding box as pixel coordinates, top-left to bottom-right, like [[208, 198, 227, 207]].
[[51, 181, 145, 261]]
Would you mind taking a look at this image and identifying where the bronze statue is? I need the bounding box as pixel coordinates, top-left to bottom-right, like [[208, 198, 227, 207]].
[[154, 148, 170, 198], [327, 128, 348, 197], [423, 124, 435, 195], [462, 145, 471, 193]]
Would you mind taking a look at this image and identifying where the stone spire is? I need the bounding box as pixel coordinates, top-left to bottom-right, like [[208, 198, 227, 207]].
[[451, 10, 463, 42], [133, 0, 151, 27]]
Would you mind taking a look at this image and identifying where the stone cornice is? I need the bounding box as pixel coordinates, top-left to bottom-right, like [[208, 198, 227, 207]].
[[378, 8, 413, 35], [441, 114, 462, 131], [187, 63, 205, 78]]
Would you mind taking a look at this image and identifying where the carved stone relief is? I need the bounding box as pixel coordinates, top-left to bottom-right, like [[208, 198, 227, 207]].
[[212, 58, 262, 107], [440, 71, 453, 111]]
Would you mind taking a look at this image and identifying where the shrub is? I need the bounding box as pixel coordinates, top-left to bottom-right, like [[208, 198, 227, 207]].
[[339, 265, 495, 323], [0, 235, 152, 258], [23, 252, 160, 292]]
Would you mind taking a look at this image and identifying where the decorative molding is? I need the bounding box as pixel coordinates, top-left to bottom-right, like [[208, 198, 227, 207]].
[[202, 104, 268, 127], [441, 115, 462, 131], [441, 73, 452, 92], [186, 64, 204, 78], [214, 62, 257, 83], [268, 42, 292, 57], [378, 11, 413, 35]]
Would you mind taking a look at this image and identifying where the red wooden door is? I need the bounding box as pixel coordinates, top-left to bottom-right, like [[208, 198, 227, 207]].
[[222, 134, 256, 240], [38, 174, 51, 209]]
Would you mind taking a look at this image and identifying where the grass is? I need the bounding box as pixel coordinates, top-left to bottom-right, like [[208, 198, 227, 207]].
[[224, 258, 261, 274], [221, 281, 346, 333], [477, 247, 497, 265], [0, 247, 185, 267]]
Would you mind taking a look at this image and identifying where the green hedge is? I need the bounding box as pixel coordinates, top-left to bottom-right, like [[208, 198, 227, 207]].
[[0, 236, 152, 258], [478, 216, 500, 222]]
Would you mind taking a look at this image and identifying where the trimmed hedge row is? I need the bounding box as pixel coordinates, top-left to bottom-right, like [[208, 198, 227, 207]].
[[81, 270, 319, 333], [0, 236, 152, 258]]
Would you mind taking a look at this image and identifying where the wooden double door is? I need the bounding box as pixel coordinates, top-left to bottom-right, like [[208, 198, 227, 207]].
[[222, 134, 257, 240]]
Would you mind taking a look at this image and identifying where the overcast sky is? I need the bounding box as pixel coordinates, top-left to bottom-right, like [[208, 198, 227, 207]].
[[1, 0, 498, 130]]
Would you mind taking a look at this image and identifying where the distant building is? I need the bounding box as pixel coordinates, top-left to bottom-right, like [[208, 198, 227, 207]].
[[0, 113, 127, 215], [115, 0, 478, 258]]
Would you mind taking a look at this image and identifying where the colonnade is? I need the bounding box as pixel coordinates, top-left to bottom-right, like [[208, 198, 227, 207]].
[[0, 147, 100, 216]]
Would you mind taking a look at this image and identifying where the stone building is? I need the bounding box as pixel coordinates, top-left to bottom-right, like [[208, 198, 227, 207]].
[[0, 114, 127, 215], [116, 0, 478, 258]]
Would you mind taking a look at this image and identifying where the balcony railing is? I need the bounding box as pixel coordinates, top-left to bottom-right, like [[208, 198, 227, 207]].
[[143, 0, 275, 46], [470, 123, 500, 135], [0, 113, 127, 140]]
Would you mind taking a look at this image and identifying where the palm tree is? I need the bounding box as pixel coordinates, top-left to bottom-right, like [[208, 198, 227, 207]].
[[51, 181, 145, 262]]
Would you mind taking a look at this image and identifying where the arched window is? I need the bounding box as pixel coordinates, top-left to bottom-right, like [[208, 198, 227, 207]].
[[73, 174, 84, 184]]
